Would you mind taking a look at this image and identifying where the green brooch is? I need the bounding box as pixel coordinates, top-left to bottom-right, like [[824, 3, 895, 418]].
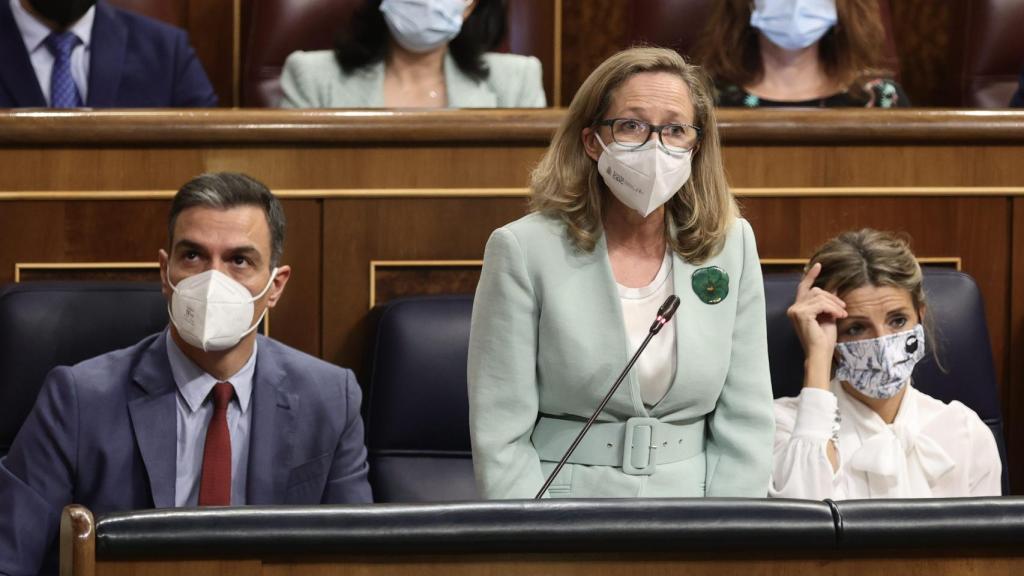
[[691, 266, 729, 305]]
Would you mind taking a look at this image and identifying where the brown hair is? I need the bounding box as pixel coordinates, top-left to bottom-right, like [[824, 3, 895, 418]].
[[529, 47, 736, 263], [696, 0, 889, 98], [808, 229, 941, 365]]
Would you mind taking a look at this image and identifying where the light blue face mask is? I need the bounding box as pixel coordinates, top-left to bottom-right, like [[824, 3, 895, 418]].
[[834, 324, 926, 400], [380, 0, 468, 54], [750, 0, 838, 51]]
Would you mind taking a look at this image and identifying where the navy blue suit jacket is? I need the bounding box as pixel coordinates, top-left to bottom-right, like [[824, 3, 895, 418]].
[[0, 1, 217, 107], [0, 333, 372, 576]]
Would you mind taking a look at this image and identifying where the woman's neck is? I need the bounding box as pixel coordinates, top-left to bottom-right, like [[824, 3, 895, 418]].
[[603, 198, 666, 256], [746, 34, 836, 102], [385, 41, 447, 83], [383, 41, 448, 107]]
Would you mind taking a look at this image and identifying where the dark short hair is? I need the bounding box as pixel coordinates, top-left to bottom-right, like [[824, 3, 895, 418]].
[[334, 0, 506, 82], [168, 173, 286, 267]]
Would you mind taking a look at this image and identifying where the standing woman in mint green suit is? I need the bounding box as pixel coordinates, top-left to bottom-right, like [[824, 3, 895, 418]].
[[468, 47, 774, 499]]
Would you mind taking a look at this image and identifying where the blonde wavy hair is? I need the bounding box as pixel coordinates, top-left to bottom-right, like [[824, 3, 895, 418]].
[[529, 46, 737, 263]]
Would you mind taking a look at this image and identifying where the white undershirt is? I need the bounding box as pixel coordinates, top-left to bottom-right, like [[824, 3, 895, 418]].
[[617, 250, 676, 407]]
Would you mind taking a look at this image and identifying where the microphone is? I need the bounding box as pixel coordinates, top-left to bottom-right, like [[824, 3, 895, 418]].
[[535, 294, 681, 499]]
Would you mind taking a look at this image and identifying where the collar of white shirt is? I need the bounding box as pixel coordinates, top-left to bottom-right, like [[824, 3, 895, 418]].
[[837, 380, 956, 489], [9, 0, 96, 54], [165, 330, 256, 415]]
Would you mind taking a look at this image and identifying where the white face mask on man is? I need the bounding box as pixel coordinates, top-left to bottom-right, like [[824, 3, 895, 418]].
[[167, 267, 278, 352], [750, 0, 838, 51], [595, 135, 693, 218], [379, 0, 469, 54]]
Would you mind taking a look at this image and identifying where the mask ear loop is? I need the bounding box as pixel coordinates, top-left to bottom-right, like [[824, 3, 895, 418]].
[[240, 267, 280, 337]]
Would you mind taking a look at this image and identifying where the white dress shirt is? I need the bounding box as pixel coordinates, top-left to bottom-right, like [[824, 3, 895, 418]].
[[770, 379, 1002, 499], [166, 331, 255, 507], [9, 0, 94, 105], [617, 249, 676, 407]]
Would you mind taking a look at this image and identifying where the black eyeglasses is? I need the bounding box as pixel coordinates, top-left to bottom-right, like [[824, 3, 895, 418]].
[[595, 118, 702, 153]]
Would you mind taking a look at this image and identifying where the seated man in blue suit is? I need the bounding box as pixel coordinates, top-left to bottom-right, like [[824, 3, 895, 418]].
[[0, 0, 217, 107], [0, 172, 372, 575]]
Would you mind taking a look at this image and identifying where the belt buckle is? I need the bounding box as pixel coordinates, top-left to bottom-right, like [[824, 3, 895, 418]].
[[621, 417, 659, 475]]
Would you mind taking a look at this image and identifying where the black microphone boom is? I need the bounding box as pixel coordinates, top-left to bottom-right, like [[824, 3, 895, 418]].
[[535, 294, 681, 499]]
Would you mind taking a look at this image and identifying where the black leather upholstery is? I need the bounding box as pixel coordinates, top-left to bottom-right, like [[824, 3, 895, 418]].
[[93, 499, 837, 558], [364, 295, 477, 502], [829, 497, 1024, 548], [0, 282, 167, 456], [766, 269, 1008, 493]]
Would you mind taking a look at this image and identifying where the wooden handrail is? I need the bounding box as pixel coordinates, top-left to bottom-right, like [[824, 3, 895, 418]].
[[1, 109, 1023, 145], [60, 505, 95, 576]]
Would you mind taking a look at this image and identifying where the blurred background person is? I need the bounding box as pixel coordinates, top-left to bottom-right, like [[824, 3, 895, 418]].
[[469, 47, 773, 499], [772, 229, 1001, 499], [697, 0, 909, 108], [280, 0, 545, 108], [0, 0, 217, 107]]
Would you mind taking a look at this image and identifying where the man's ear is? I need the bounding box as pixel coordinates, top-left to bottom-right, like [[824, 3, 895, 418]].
[[265, 265, 292, 309], [158, 249, 171, 300]]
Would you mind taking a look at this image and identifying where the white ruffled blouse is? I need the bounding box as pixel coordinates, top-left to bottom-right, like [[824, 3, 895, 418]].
[[770, 379, 1002, 499]]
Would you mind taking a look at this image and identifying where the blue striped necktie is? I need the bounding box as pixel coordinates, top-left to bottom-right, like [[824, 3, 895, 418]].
[[45, 31, 83, 108]]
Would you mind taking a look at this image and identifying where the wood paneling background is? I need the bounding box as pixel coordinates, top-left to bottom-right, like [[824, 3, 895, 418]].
[[1, 109, 1023, 491]]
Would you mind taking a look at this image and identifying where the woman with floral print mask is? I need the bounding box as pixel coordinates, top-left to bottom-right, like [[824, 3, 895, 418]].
[[770, 229, 1001, 499]]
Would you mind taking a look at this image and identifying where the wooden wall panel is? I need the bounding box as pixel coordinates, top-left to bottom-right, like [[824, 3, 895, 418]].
[[1011, 198, 1024, 493], [321, 197, 528, 371]]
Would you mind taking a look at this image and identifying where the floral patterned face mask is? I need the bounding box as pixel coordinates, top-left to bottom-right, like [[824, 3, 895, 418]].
[[834, 324, 926, 399]]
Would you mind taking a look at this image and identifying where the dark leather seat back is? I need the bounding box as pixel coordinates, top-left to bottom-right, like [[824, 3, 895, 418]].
[[0, 282, 168, 457], [766, 269, 1008, 493], [241, 0, 362, 108], [957, 0, 1024, 107], [364, 295, 477, 502]]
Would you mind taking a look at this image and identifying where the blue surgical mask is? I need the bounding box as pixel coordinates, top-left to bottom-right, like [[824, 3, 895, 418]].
[[750, 0, 838, 51], [834, 324, 926, 400], [380, 0, 468, 54]]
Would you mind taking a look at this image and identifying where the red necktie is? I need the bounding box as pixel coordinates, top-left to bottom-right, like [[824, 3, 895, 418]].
[[198, 382, 234, 506]]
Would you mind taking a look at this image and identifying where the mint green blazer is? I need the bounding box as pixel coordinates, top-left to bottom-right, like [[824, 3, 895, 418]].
[[279, 50, 546, 108], [468, 213, 774, 498]]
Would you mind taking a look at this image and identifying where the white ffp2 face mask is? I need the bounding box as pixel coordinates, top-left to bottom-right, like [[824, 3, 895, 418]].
[[596, 135, 692, 218], [834, 324, 926, 399], [167, 267, 278, 352], [380, 0, 468, 54], [750, 0, 838, 51]]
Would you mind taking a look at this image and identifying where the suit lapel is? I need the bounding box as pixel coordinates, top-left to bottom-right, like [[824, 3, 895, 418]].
[[0, 1, 46, 106], [86, 2, 126, 107], [444, 52, 497, 108], [128, 334, 178, 508], [246, 337, 297, 504]]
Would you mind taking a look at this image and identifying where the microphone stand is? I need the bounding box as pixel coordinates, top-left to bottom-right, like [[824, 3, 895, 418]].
[[535, 295, 680, 499]]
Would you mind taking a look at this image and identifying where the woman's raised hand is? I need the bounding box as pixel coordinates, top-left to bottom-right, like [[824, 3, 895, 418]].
[[786, 263, 847, 389]]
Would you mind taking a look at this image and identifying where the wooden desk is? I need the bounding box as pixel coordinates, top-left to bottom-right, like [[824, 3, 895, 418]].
[[2, 108, 1023, 490]]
